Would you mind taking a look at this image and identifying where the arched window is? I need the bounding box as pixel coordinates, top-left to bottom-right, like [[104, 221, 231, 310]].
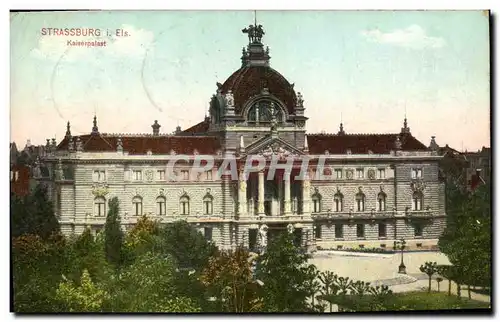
[[156, 196, 166, 216], [334, 192, 343, 212], [180, 195, 190, 215], [133, 196, 143, 216], [412, 192, 423, 211], [247, 101, 283, 124], [312, 193, 322, 213], [203, 195, 213, 215], [356, 193, 365, 212], [94, 197, 106, 217], [378, 192, 387, 211]]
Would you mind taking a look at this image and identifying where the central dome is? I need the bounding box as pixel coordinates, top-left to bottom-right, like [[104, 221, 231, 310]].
[[220, 65, 297, 116]]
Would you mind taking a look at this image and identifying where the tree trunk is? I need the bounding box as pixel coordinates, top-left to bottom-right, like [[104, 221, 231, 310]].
[[448, 280, 451, 296], [428, 276, 432, 293], [457, 283, 461, 298], [437, 282, 440, 292], [468, 285, 471, 299]]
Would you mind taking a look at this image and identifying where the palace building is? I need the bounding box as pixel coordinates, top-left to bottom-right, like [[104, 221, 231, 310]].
[[36, 23, 446, 251]]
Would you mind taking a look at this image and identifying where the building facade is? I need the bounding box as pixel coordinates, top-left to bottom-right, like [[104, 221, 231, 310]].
[[37, 24, 446, 251]]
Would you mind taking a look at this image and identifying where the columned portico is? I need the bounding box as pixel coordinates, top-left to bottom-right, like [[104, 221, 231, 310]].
[[302, 173, 311, 215], [238, 171, 247, 216]]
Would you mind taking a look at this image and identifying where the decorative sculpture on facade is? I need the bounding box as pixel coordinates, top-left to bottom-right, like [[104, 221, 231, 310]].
[[346, 169, 354, 179], [145, 170, 154, 181], [287, 223, 294, 234], [225, 90, 235, 107], [92, 183, 109, 197], [367, 169, 376, 180], [410, 179, 426, 193], [258, 224, 268, 251], [242, 24, 265, 43]]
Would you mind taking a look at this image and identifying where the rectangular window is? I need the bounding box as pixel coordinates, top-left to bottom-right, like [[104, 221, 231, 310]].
[[356, 168, 364, 179], [95, 201, 106, 217], [133, 170, 142, 181], [206, 170, 213, 180], [181, 170, 189, 180], [335, 224, 343, 238], [134, 202, 142, 216], [204, 227, 213, 241], [157, 170, 166, 181], [378, 169, 386, 179], [356, 224, 365, 238], [314, 224, 322, 239], [10, 171, 13, 181], [204, 200, 213, 215], [335, 169, 343, 179], [378, 223, 387, 238], [93, 170, 106, 182], [414, 223, 423, 237], [15, 171, 19, 181], [411, 168, 423, 179]]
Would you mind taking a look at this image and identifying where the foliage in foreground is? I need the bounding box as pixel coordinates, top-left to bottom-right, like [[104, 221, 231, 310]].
[[322, 291, 490, 311]]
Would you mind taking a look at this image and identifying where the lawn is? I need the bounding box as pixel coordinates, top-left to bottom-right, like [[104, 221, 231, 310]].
[[322, 291, 490, 312]]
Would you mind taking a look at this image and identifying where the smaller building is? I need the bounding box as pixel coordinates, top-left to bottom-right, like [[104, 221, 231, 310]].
[[10, 165, 31, 197]]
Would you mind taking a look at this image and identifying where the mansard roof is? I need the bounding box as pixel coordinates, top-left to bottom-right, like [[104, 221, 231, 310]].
[[56, 134, 221, 155], [306, 133, 428, 154]]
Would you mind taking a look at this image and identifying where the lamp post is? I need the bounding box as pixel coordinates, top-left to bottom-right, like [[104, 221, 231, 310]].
[[393, 238, 407, 274]]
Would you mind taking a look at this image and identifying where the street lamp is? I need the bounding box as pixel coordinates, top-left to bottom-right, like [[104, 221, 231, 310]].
[[393, 238, 407, 274]]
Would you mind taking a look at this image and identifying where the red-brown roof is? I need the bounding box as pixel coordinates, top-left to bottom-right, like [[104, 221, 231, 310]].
[[221, 66, 297, 115], [307, 133, 428, 154], [57, 134, 222, 155], [180, 119, 210, 135]]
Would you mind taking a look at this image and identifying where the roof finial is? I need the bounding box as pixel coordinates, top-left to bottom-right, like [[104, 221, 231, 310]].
[[401, 108, 410, 135], [92, 115, 99, 135], [65, 121, 71, 138]]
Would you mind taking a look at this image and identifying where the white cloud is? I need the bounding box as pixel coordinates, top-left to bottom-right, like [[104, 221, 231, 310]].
[[30, 24, 155, 62], [361, 25, 445, 49]]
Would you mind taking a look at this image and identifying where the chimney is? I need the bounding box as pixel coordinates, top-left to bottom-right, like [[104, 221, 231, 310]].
[[175, 125, 182, 135], [429, 136, 439, 151]]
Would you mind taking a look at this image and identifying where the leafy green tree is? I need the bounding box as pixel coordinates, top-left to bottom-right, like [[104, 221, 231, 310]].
[[12, 233, 67, 312], [350, 280, 372, 296], [200, 246, 262, 312], [104, 197, 124, 268], [104, 252, 200, 312], [420, 261, 439, 293], [157, 220, 217, 271], [439, 184, 491, 289], [55, 269, 110, 312], [11, 184, 60, 240], [255, 232, 318, 312]]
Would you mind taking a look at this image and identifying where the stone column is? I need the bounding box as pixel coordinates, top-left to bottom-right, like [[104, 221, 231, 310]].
[[284, 174, 291, 215], [302, 173, 311, 215], [258, 171, 265, 215], [238, 171, 247, 217]]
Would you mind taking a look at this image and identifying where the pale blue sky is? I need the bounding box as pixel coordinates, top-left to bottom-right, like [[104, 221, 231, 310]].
[[10, 10, 490, 151]]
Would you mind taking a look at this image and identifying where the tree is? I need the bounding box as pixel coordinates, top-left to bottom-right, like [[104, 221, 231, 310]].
[[254, 232, 318, 312], [420, 261, 439, 293], [439, 184, 491, 289], [436, 277, 443, 292], [55, 269, 109, 312], [200, 246, 262, 312], [104, 197, 124, 267], [104, 252, 200, 312], [122, 215, 162, 264], [319, 271, 338, 312], [11, 184, 60, 240], [12, 233, 67, 312], [157, 220, 217, 272]]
